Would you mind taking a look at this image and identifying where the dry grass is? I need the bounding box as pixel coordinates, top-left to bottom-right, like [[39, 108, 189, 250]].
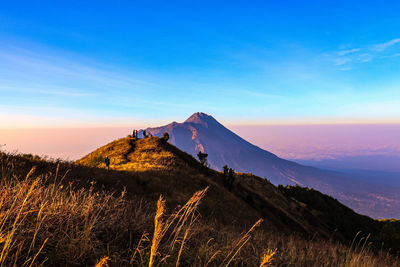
[[0, 157, 154, 266], [250, 230, 399, 267], [95, 256, 110, 267], [76, 137, 179, 172], [132, 187, 275, 267], [0, 174, 47, 267], [76, 136, 206, 173], [0, 154, 275, 266], [260, 249, 276, 266], [0, 152, 399, 266]]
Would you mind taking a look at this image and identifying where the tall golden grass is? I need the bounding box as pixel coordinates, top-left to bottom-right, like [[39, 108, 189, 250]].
[[260, 249, 276, 266], [0, 158, 153, 266], [94, 256, 109, 267], [129, 187, 275, 267], [0, 172, 47, 267], [0, 153, 399, 266]]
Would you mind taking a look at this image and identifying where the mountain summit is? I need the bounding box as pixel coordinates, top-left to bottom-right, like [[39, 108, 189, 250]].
[[147, 112, 278, 173], [184, 112, 215, 124], [145, 112, 400, 219]]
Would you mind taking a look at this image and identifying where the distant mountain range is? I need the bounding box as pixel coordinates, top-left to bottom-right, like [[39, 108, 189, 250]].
[[144, 112, 400, 219]]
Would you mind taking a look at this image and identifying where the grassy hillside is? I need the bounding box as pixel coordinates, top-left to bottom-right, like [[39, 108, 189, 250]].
[[76, 136, 400, 246], [0, 136, 399, 266], [77, 136, 335, 236]]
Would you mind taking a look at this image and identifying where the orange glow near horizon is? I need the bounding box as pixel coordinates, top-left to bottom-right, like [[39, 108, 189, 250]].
[[1, 123, 400, 164]]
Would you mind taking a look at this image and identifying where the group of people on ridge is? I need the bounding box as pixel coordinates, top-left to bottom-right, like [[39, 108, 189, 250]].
[[131, 129, 152, 139], [104, 129, 154, 169]]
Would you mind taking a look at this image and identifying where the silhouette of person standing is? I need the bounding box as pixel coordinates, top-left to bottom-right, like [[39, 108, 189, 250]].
[[104, 156, 110, 170]]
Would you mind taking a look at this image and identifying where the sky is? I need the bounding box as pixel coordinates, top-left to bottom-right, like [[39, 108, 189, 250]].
[[1, 1, 400, 127], [1, 1, 400, 170]]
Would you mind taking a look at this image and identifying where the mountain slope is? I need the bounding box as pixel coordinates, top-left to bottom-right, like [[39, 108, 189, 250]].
[[76, 136, 330, 236], [144, 112, 400, 219], [74, 136, 400, 251]]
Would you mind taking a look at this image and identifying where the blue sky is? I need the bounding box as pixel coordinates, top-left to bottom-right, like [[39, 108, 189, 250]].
[[1, 0, 400, 127]]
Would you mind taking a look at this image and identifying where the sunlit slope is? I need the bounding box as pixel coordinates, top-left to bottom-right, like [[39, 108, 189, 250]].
[[77, 136, 198, 171]]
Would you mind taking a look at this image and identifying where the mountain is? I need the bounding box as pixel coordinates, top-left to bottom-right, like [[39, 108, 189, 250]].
[[144, 112, 400, 219]]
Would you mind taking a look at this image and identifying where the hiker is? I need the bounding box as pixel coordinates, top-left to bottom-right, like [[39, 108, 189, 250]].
[[132, 129, 136, 138], [143, 130, 147, 138], [135, 130, 138, 138], [104, 156, 110, 170]]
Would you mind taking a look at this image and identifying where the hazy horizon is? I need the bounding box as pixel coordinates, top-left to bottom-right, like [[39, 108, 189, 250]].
[[2, 120, 399, 174]]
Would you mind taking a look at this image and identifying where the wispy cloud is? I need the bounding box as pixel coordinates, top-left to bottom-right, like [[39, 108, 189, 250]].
[[0, 41, 233, 127], [357, 53, 373, 63], [0, 47, 160, 94], [373, 38, 400, 51], [1, 36, 399, 128], [330, 38, 400, 69], [334, 57, 353, 66], [330, 47, 366, 68], [338, 48, 360, 56]]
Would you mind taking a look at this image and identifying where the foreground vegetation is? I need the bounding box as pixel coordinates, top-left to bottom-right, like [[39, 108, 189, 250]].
[[1, 137, 400, 266]]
